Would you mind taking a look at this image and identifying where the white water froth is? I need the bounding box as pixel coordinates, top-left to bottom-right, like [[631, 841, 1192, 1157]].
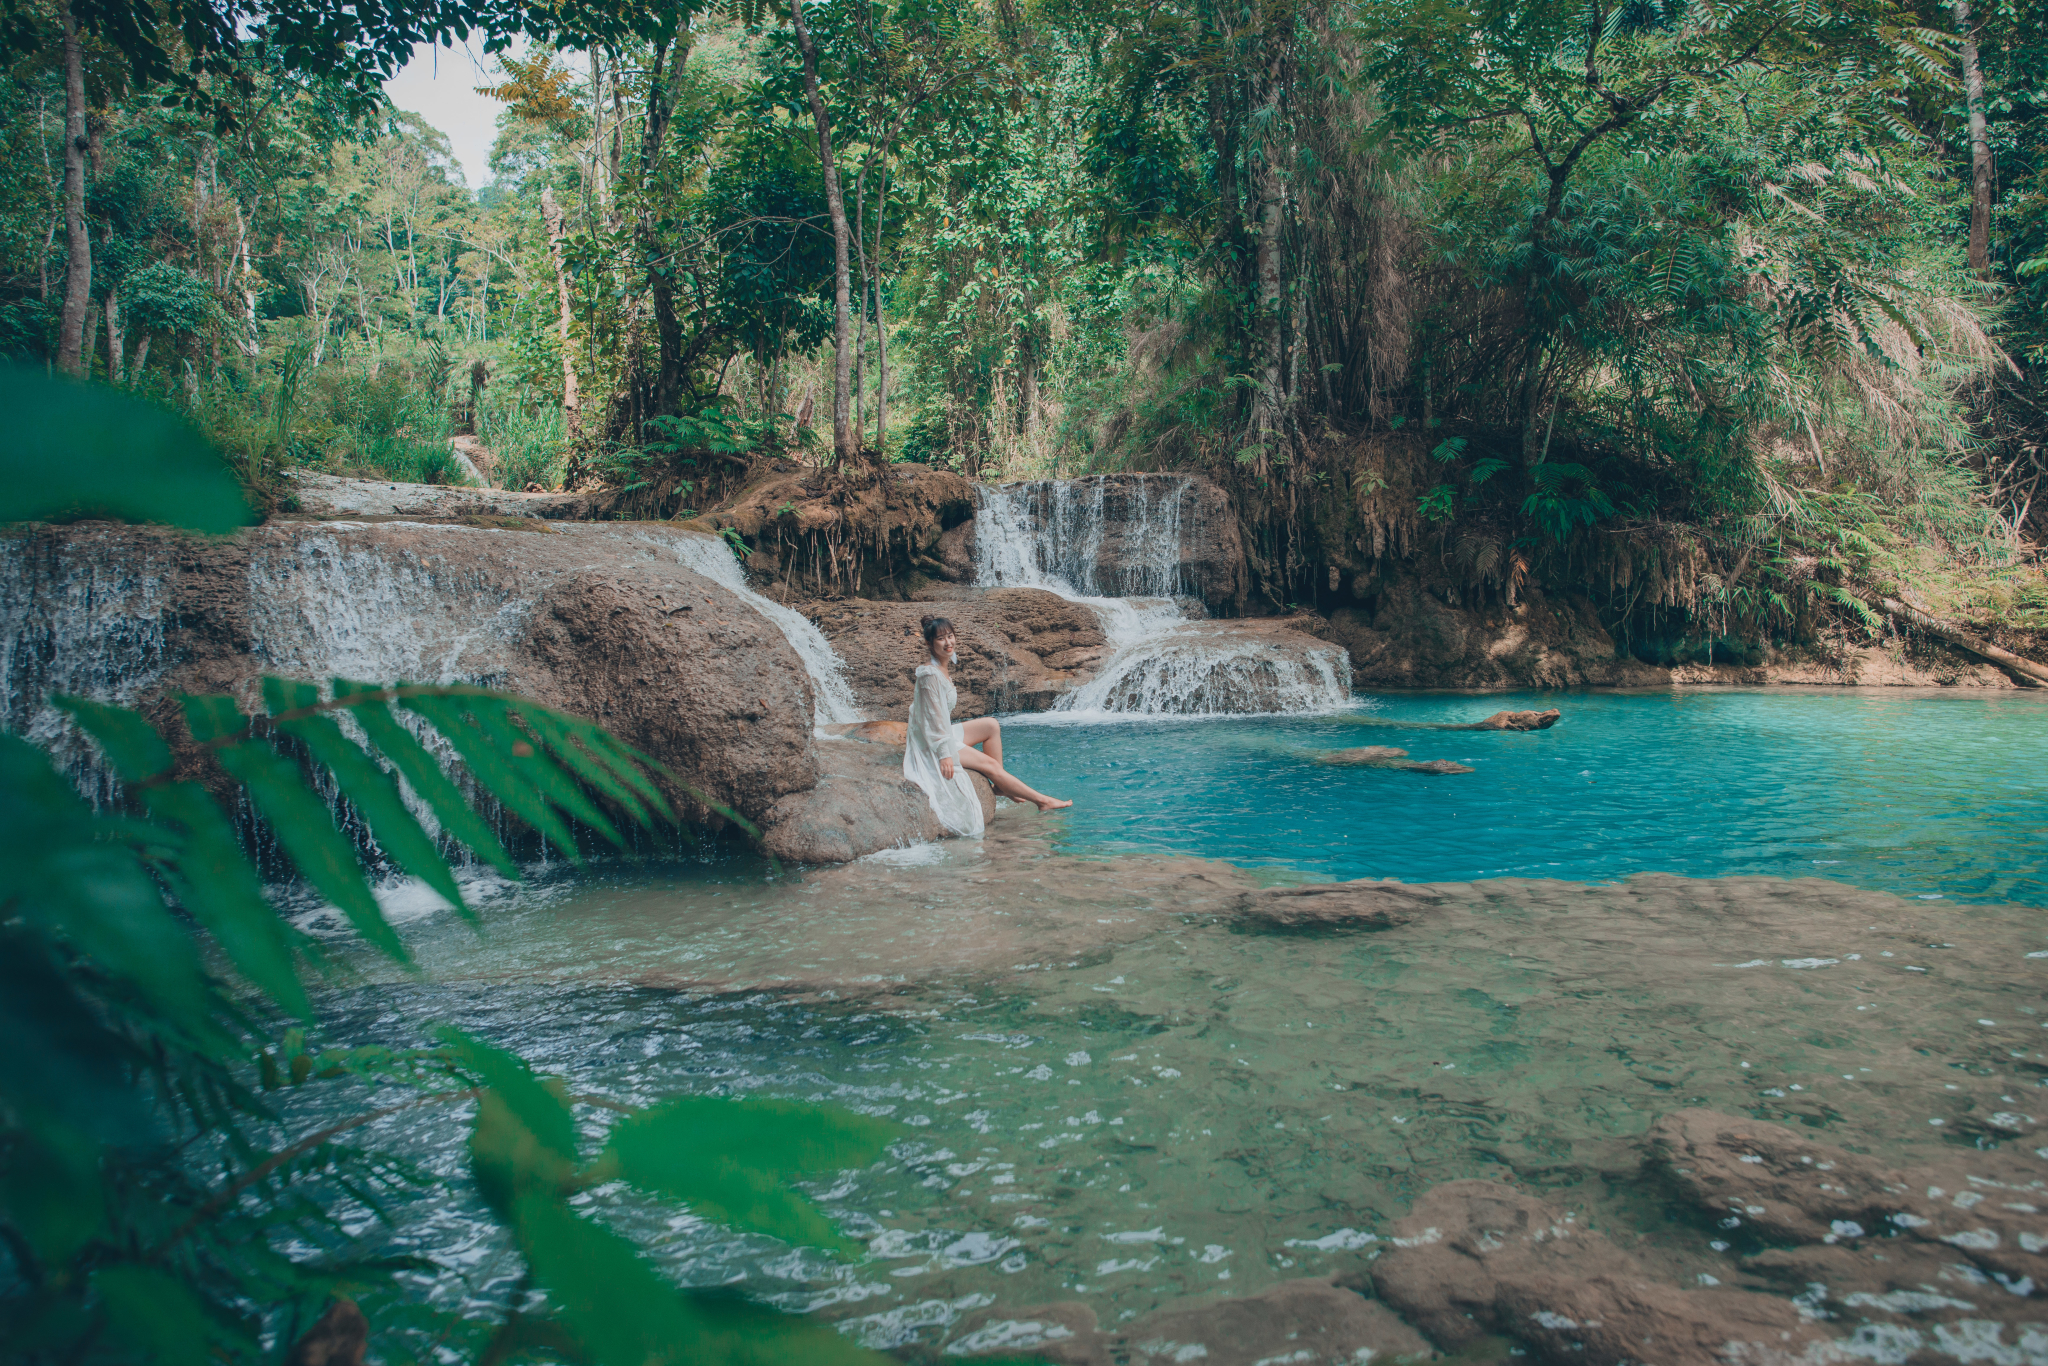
[[648, 530, 864, 728], [973, 480, 1351, 718]]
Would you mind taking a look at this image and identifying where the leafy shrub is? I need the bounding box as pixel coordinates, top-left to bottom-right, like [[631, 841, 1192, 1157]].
[[0, 369, 914, 1366]]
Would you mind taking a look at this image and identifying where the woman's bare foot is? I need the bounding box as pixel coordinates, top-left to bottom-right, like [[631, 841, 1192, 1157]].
[[1035, 797, 1073, 812]]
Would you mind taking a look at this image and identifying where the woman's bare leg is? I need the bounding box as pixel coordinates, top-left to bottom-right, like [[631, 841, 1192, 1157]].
[[960, 716, 1003, 766], [958, 745, 1071, 811]]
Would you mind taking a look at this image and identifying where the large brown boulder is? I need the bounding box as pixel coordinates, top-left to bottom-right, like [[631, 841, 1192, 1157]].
[[758, 736, 995, 864], [2, 520, 819, 827]]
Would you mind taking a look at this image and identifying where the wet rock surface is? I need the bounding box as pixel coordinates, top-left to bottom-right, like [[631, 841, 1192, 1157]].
[[1323, 581, 1663, 690], [697, 461, 976, 601], [947, 1276, 1433, 1365], [760, 732, 997, 864], [1231, 878, 1450, 933], [283, 470, 595, 520], [1647, 1109, 2048, 1355], [803, 589, 1109, 716], [1459, 708, 1562, 731], [1316, 745, 1476, 774], [1373, 1179, 1835, 1366], [2, 520, 819, 824]]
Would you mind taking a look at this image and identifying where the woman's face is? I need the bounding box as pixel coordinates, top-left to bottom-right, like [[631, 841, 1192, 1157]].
[[931, 628, 958, 662]]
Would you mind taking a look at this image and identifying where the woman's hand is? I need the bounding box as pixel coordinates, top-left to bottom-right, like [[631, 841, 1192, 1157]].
[[940, 756, 955, 780]]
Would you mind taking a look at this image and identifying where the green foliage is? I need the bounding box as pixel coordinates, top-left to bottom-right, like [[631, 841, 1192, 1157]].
[[121, 262, 221, 338], [4, 673, 900, 1365], [0, 365, 254, 530], [0, 391, 902, 1366]]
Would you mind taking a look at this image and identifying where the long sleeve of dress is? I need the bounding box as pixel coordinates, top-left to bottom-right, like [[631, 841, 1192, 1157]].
[[910, 669, 954, 764], [902, 664, 984, 838]]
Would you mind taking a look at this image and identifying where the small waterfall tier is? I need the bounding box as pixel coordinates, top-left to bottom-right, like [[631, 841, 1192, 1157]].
[[1, 521, 853, 809], [974, 475, 1201, 600], [650, 531, 863, 727], [971, 476, 1351, 717]]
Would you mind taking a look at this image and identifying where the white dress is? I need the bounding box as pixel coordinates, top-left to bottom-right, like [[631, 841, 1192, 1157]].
[[903, 661, 984, 837]]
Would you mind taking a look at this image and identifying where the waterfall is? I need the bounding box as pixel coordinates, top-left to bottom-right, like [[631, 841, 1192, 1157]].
[[649, 530, 864, 728], [974, 476, 1192, 598], [0, 527, 176, 803], [972, 478, 1351, 718]]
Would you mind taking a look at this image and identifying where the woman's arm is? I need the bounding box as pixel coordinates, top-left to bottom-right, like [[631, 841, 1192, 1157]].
[[911, 672, 956, 779]]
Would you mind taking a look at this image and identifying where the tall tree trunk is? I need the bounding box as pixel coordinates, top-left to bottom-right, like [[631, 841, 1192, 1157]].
[[874, 168, 890, 450], [232, 202, 259, 357], [540, 187, 582, 438], [1248, 52, 1287, 459], [790, 0, 856, 467], [1955, 0, 1992, 275], [56, 0, 91, 378], [639, 34, 688, 423], [103, 285, 123, 383], [131, 332, 149, 383]]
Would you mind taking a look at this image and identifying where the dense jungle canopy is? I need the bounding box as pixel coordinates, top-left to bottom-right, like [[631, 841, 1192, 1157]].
[[1, 0, 2045, 648]]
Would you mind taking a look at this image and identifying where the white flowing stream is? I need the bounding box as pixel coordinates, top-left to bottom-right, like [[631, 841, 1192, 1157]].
[[650, 531, 865, 729], [972, 478, 1351, 717]]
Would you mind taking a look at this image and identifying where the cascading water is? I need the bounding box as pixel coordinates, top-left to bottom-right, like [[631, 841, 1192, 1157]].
[[648, 530, 864, 728], [0, 527, 176, 803], [973, 477, 1351, 717]]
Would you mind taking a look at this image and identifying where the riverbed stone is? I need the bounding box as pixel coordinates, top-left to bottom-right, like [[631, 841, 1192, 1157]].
[[946, 1277, 1433, 1365], [1317, 746, 1476, 773], [758, 738, 946, 863], [1372, 1179, 1835, 1366], [1645, 1108, 2048, 1339], [1232, 879, 1448, 934]]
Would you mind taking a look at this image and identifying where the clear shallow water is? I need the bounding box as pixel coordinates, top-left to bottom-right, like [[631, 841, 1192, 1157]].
[[1006, 688, 2048, 905], [269, 691, 2048, 1359]]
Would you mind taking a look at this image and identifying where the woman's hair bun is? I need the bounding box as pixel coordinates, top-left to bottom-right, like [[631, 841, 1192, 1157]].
[[920, 615, 953, 645]]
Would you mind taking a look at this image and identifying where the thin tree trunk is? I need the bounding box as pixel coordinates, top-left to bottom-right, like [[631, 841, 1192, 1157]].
[[540, 187, 582, 438], [1250, 116, 1286, 455], [1874, 592, 2048, 687], [56, 0, 91, 378], [874, 166, 890, 450], [103, 285, 123, 383], [233, 202, 259, 357], [791, 0, 856, 466], [1955, 0, 1992, 275], [132, 332, 150, 383], [638, 34, 688, 422]]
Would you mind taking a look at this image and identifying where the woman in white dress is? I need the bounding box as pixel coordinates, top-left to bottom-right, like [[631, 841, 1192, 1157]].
[[903, 615, 1072, 835]]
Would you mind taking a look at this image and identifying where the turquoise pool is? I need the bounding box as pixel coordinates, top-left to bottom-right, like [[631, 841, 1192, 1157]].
[[1005, 687, 2048, 904]]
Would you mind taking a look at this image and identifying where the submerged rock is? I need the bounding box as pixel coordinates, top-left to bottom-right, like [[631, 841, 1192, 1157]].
[[1646, 1109, 2048, 1343], [1317, 746, 1476, 774], [1373, 1180, 1833, 1366], [1232, 879, 1448, 933], [1457, 708, 1561, 731], [946, 1276, 1433, 1364]]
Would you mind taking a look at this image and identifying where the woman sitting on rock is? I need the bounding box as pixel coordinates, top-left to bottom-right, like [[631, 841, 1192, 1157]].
[[904, 615, 1072, 835]]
